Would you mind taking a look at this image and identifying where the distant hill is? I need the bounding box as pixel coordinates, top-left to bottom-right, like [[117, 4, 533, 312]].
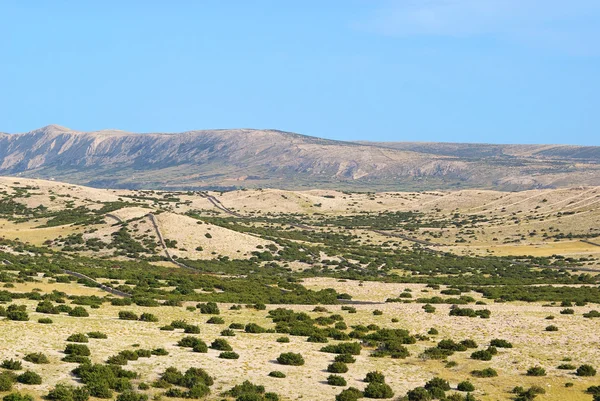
[[1, 125, 598, 191]]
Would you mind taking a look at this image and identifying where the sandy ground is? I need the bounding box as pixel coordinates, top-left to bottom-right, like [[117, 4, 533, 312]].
[[1, 277, 599, 401]]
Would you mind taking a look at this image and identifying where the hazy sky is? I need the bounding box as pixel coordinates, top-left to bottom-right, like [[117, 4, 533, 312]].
[[1, 1, 599, 145]]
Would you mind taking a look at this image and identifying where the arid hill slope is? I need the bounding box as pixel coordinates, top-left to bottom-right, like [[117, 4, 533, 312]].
[[1, 125, 598, 190]]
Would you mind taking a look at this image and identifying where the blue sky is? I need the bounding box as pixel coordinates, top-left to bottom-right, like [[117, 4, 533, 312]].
[[1, 1, 598, 145]]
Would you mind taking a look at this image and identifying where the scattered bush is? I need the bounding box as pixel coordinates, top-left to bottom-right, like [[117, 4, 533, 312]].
[[457, 381, 475, 392], [197, 302, 220, 315], [206, 316, 224, 324], [327, 362, 348, 373], [277, 353, 304, 366], [139, 313, 158, 322], [364, 371, 386, 384], [526, 366, 546, 376], [219, 351, 240, 360], [545, 325, 558, 332], [17, 371, 42, 385], [118, 311, 138, 321], [64, 344, 91, 356], [67, 333, 89, 343], [335, 387, 363, 401], [327, 375, 347, 386], [38, 317, 53, 324], [363, 382, 394, 399], [576, 364, 597, 377], [471, 368, 498, 378], [1, 359, 22, 370], [490, 339, 512, 348], [335, 354, 356, 363], [23, 353, 49, 364], [69, 307, 89, 317], [87, 332, 108, 339], [210, 338, 233, 351], [268, 371, 285, 378]]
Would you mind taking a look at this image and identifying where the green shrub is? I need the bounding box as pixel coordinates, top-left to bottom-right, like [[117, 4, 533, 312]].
[[139, 313, 158, 322], [38, 317, 53, 324], [471, 350, 493, 361], [210, 338, 233, 351], [268, 371, 286, 378], [207, 316, 225, 324], [320, 342, 361, 355], [457, 381, 475, 392], [184, 324, 201, 334], [69, 307, 89, 317], [335, 387, 363, 401], [560, 308, 574, 315], [471, 368, 498, 378], [583, 310, 600, 318], [276, 337, 290, 343], [1, 359, 22, 370], [229, 323, 245, 330], [490, 339, 512, 348], [363, 382, 394, 399], [17, 371, 42, 385], [64, 344, 91, 356], [87, 332, 108, 339], [67, 333, 89, 343], [3, 393, 34, 401], [0, 372, 16, 391], [327, 362, 348, 373], [557, 364, 576, 370], [177, 336, 204, 348], [424, 377, 450, 392], [118, 311, 138, 321], [152, 348, 169, 356], [334, 354, 356, 363], [545, 325, 558, 332], [364, 371, 386, 384], [406, 387, 431, 401], [526, 366, 546, 376], [221, 329, 236, 336], [219, 351, 239, 360], [23, 353, 49, 364], [6, 305, 28, 321], [245, 323, 267, 334], [327, 375, 347, 386], [277, 353, 304, 366], [197, 302, 220, 315], [576, 364, 597, 377], [116, 391, 148, 401], [46, 384, 90, 401]]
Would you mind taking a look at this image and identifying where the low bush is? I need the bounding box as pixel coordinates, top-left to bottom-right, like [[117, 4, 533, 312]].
[[46, 384, 90, 401], [64, 344, 91, 356], [268, 371, 286, 378], [87, 332, 108, 339], [23, 353, 49, 364], [118, 311, 138, 321], [277, 353, 304, 366], [17, 371, 42, 385], [327, 362, 348, 373], [221, 329, 235, 336], [206, 316, 224, 324], [364, 371, 386, 384], [219, 352, 239, 360], [526, 366, 546, 376], [490, 339, 512, 348], [335, 354, 356, 363], [210, 339, 233, 351], [1, 359, 22, 370], [335, 387, 363, 401], [327, 375, 347, 386], [67, 333, 89, 343], [197, 302, 220, 315], [363, 382, 394, 399], [471, 368, 498, 378], [69, 307, 89, 317], [139, 313, 158, 322], [457, 381, 475, 392], [276, 337, 290, 343], [321, 342, 361, 355], [38, 317, 53, 324], [545, 325, 558, 332], [576, 364, 597, 377]]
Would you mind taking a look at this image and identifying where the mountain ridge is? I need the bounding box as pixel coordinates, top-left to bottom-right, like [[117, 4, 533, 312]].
[[1, 125, 599, 191]]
